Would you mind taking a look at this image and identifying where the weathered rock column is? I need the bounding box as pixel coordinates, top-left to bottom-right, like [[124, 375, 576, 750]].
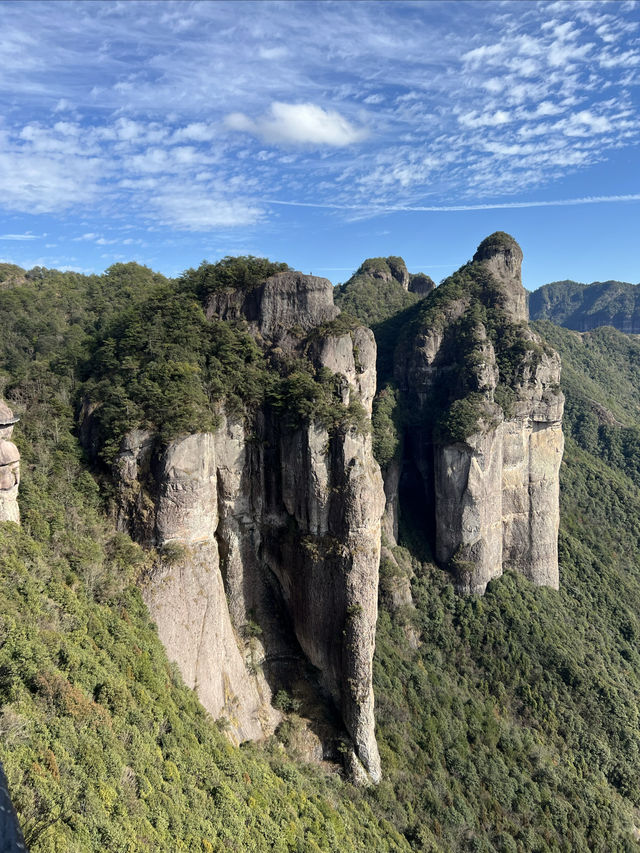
[[0, 400, 20, 525], [435, 425, 504, 595], [114, 425, 281, 744], [394, 232, 564, 595]]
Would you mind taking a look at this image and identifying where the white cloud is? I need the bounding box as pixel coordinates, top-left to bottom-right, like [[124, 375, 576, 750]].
[[127, 147, 169, 172], [482, 78, 505, 94], [462, 42, 507, 67], [559, 110, 613, 136], [266, 194, 640, 213], [172, 123, 216, 142], [155, 193, 264, 229], [541, 20, 580, 41], [0, 233, 39, 241], [225, 102, 368, 147], [533, 100, 563, 117], [459, 110, 511, 128], [114, 118, 143, 142], [0, 149, 102, 213], [0, 0, 638, 231], [599, 48, 640, 69], [259, 46, 288, 60], [548, 39, 593, 67]]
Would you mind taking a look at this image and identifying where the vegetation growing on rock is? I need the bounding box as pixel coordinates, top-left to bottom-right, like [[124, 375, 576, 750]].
[[2, 252, 640, 850], [76, 257, 371, 462]]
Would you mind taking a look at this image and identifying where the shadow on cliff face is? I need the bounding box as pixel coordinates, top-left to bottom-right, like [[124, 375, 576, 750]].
[[229, 513, 346, 766], [397, 435, 436, 564], [251, 569, 346, 766], [239, 408, 374, 771]]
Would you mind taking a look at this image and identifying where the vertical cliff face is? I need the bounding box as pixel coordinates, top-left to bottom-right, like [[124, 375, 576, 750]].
[[395, 233, 564, 594], [111, 272, 384, 782], [115, 426, 280, 744], [254, 410, 383, 783], [0, 400, 20, 525], [434, 423, 505, 594], [93, 235, 563, 786], [472, 232, 527, 323], [205, 270, 339, 339]]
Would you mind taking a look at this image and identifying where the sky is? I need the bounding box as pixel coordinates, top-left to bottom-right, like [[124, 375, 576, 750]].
[[0, 0, 638, 291]]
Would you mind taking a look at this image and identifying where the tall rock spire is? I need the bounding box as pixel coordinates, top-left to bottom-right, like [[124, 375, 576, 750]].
[[473, 231, 528, 322], [395, 233, 564, 594]]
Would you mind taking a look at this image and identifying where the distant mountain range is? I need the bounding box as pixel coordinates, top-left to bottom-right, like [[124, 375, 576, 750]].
[[530, 279, 640, 333]]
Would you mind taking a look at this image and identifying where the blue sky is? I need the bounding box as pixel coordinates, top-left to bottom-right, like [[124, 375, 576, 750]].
[[0, 0, 638, 291]]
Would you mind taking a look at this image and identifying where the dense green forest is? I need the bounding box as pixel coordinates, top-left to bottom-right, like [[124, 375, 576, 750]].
[[529, 279, 640, 333], [3, 261, 640, 850]]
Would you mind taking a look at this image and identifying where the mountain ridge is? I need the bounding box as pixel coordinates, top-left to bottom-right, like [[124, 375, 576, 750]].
[[530, 278, 640, 333]]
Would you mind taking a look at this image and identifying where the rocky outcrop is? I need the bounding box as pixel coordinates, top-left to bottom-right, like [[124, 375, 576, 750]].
[[355, 257, 435, 297], [94, 237, 564, 788], [307, 325, 377, 413], [409, 273, 436, 296], [381, 455, 401, 545], [257, 415, 384, 783], [357, 257, 410, 289], [205, 270, 338, 341], [395, 233, 564, 594], [0, 761, 27, 852], [115, 425, 280, 744], [0, 400, 20, 525], [473, 232, 527, 323], [111, 271, 384, 783], [434, 423, 504, 594]]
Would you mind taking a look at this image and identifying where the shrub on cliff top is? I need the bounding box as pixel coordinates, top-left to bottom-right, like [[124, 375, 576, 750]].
[[182, 256, 290, 299], [473, 230, 520, 261]]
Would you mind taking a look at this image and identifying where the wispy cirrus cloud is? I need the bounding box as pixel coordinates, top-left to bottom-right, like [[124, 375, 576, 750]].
[[265, 193, 640, 214], [0, 0, 638, 246], [0, 233, 41, 241]]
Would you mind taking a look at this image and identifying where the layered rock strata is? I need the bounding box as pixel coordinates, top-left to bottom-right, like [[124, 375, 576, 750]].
[[395, 233, 564, 594], [205, 270, 339, 339], [112, 271, 384, 783], [0, 400, 20, 525]]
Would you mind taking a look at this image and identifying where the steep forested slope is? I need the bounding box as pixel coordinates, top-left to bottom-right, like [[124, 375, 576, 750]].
[[2, 261, 640, 851], [0, 263, 407, 852]]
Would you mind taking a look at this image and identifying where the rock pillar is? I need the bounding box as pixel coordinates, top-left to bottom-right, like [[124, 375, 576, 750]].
[[0, 400, 20, 524]]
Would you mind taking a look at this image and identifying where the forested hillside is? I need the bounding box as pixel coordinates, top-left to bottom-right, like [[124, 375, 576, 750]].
[[530, 279, 640, 333], [2, 261, 640, 850]]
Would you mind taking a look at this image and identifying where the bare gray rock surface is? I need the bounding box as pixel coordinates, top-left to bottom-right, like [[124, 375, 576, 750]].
[[0, 761, 27, 852], [0, 400, 20, 524], [206, 270, 338, 341], [115, 425, 279, 744], [394, 234, 564, 594], [473, 231, 528, 323], [112, 269, 384, 782]]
